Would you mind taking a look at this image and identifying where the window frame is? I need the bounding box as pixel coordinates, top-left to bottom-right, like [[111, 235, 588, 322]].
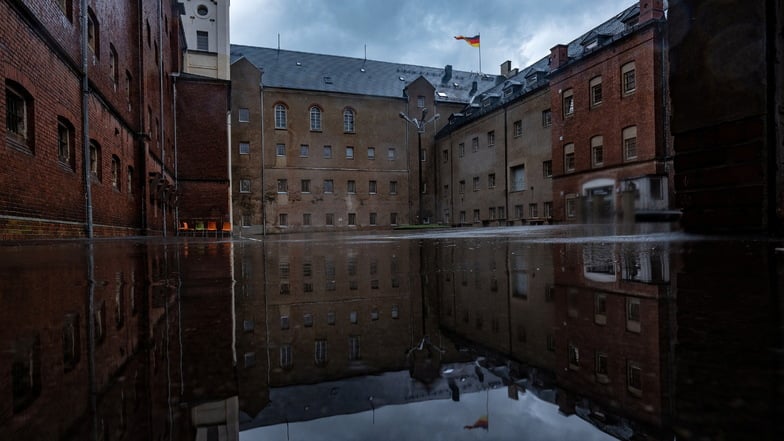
[[274, 103, 287, 129], [622, 62, 636, 95], [562, 89, 574, 117], [589, 76, 603, 107], [309, 106, 322, 131], [343, 108, 355, 133], [591, 136, 604, 167], [564, 143, 575, 173], [623, 126, 638, 161]]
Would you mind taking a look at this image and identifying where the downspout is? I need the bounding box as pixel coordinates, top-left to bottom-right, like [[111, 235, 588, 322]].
[[137, 0, 147, 234], [503, 105, 509, 225], [158, 0, 166, 237], [172, 73, 179, 233], [81, 0, 93, 238], [227, 105, 232, 233], [260, 77, 266, 236]]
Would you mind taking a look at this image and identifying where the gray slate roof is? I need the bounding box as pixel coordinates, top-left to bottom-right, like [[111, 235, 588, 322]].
[[230, 45, 501, 104]]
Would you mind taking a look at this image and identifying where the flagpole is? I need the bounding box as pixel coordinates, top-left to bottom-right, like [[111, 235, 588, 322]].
[[478, 33, 482, 74]]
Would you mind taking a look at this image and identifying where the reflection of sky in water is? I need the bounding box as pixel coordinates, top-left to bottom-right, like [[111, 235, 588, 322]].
[[241, 387, 617, 441]]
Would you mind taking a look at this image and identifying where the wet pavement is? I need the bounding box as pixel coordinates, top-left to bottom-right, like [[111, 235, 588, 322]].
[[0, 224, 782, 440]]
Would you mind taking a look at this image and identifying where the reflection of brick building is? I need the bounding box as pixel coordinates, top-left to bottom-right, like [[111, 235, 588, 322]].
[[0, 1, 230, 240], [552, 240, 673, 436], [549, 1, 671, 223]]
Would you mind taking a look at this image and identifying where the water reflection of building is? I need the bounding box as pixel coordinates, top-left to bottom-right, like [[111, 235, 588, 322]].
[[553, 241, 673, 439], [431, 237, 675, 440], [0, 240, 241, 440]]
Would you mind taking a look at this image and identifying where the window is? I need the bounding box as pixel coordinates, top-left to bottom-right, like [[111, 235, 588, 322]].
[[62, 313, 80, 371], [280, 345, 292, 368], [303, 213, 311, 225], [349, 336, 361, 360], [89, 141, 101, 179], [391, 304, 400, 319], [343, 108, 355, 132], [127, 166, 133, 194], [276, 143, 285, 156], [543, 160, 553, 178], [623, 126, 638, 160], [568, 343, 580, 369], [566, 196, 577, 218], [590, 76, 603, 106], [459, 142, 465, 157], [369, 212, 377, 225], [301, 179, 310, 193], [239, 141, 250, 155], [591, 136, 604, 167], [57, 118, 74, 167], [515, 204, 523, 219], [87, 8, 99, 56], [511, 165, 525, 191], [544, 201, 553, 218], [57, 0, 73, 21], [238, 107, 250, 122], [387, 147, 396, 160], [274, 104, 287, 129], [369, 180, 377, 194], [417, 95, 425, 108], [498, 206, 505, 219], [323, 145, 332, 158], [626, 297, 641, 333], [596, 352, 609, 382], [111, 156, 120, 189], [323, 179, 333, 193], [459, 211, 466, 223], [279, 213, 288, 226], [488, 173, 496, 188], [6, 81, 33, 149], [459, 180, 465, 194], [389, 180, 397, 195], [350, 311, 358, 324], [315, 340, 328, 366], [277, 179, 287, 193], [109, 44, 118, 88], [529, 203, 538, 218], [309, 106, 322, 131], [487, 130, 495, 147], [442, 149, 449, 163], [240, 179, 251, 193], [347, 180, 356, 194], [473, 176, 480, 191], [367, 146, 375, 159], [420, 149, 426, 162], [563, 89, 574, 117], [325, 213, 334, 225], [627, 361, 642, 394], [542, 109, 552, 127], [513, 120, 522, 137], [125, 71, 132, 111], [327, 311, 336, 325], [472, 137, 479, 152], [390, 212, 398, 225], [564, 143, 575, 173], [196, 31, 209, 51], [471, 209, 480, 223], [622, 62, 636, 94], [300, 144, 309, 157], [489, 207, 496, 219], [346, 146, 354, 159], [348, 213, 356, 226], [12, 335, 41, 412]]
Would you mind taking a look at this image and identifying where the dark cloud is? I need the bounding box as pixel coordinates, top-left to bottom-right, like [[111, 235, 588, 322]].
[[231, 0, 636, 73]]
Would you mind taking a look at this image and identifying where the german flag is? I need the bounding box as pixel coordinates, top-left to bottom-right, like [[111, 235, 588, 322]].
[[463, 415, 489, 430], [454, 34, 480, 48]]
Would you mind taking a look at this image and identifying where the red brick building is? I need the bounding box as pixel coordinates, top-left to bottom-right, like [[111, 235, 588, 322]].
[[0, 1, 230, 240], [549, 1, 672, 223]]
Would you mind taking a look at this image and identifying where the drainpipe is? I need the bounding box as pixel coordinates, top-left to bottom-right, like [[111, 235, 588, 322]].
[[158, 0, 166, 237], [260, 77, 266, 236], [503, 105, 509, 225], [81, 0, 93, 238], [172, 73, 179, 233], [137, 0, 147, 234]]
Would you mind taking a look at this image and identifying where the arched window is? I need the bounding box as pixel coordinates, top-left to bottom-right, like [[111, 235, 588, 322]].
[[274, 104, 287, 129], [343, 108, 355, 133], [6, 80, 35, 152], [309, 106, 322, 131], [89, 140, 102, 180]]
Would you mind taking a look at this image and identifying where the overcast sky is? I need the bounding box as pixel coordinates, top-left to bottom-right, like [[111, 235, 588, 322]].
[[230, 0, 636, 74]]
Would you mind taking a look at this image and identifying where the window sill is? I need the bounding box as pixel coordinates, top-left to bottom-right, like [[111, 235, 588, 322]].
[[6, 135, 33, 155]]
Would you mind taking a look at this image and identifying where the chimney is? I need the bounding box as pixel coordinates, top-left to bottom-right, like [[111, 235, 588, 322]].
[[469, 81, 478, 96], [500, 60, 512, 77], [441, 64, 453, 85], [549, 44, 569, 71], [639, 0, 665, 23]]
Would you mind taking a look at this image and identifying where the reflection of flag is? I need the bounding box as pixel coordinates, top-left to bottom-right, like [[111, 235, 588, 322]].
[[454, 34, 480, 47], [463, 415, 489, 430]]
